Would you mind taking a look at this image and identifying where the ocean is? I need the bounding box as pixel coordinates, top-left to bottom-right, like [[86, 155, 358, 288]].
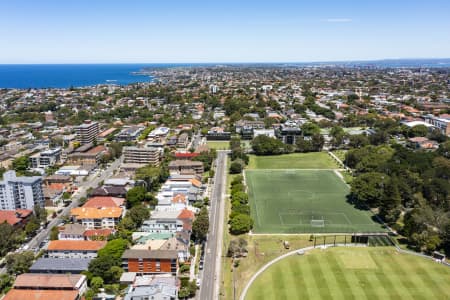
[[0, 60, 449, 89], [0, 64, 158, 89]]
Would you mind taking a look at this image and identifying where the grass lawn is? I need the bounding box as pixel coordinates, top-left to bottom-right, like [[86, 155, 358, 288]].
[[245, 247, 450, 300], [248, 152, 339, 169], [207, 141, 230, 150], [246, 169, 384, 233], [332, 149, 347, 162]]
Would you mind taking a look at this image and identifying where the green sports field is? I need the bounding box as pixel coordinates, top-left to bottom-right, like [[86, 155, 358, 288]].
[[248, 152, 339, 169], [246, 169, 384, 233], [245, 247, 450, 300]]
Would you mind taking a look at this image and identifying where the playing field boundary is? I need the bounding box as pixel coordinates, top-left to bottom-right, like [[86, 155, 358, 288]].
[[245, 169, 385, 234], [247, 168, 346, 171], [240, 244, 369, 300]]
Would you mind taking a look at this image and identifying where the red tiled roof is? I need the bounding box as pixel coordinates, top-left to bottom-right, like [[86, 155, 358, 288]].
[[4, 290, 79, 300], [175, 152, 199, 158], [13, 274, 84, 289], [84, 229, 114, 237], [48, 183, 65, 191], [83, 196, 124, 208], [71, 207, 123, 219], [47, 240, 106, 251], [0, 210, 32, 226], [172, 194, 186, 204], [178, 208, 195, 220], [86, 145, 107, 154]]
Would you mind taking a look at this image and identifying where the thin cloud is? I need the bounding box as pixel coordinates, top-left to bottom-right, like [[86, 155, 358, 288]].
[[323, 18, 352, 23]]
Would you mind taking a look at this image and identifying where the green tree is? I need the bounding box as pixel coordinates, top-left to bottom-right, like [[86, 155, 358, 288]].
[[0, 274, 13, 294], [232, 191, 248, 205], [229, 160, 244, 174], [125, 186, 147, 208], [251, 135, 286, 155], [126, 204, 150, 228], [90, 276, 104, 292], [49, 226, 59, 240], [12, 156, 29, 174], [24, 216, 40, 235], [350, 172, 386, 208], [105, 266, 123, 284], [348, 134, 369, 149], [135, 166, 161, 192], [311, 134, 325, 151], [97, 239, 128, 260], [379, 176, 402, 224], [192, 207, 209, 242], [229, 213, 253, 235], [295, 138, 313, 153], [88, 256, 120, 283], [5, 251, 34, 275], [108, 142, 123, 159], [301, 123, 320, 136], [408, 125, 429, 137]]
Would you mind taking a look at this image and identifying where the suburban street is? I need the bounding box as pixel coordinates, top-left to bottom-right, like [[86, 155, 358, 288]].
[[0, 156, 123, 274], [199, 150, 228, 300]]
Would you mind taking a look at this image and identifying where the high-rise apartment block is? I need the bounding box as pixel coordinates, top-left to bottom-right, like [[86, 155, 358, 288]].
[[0, 171, 44, 210], [75, 120, 99, 145]]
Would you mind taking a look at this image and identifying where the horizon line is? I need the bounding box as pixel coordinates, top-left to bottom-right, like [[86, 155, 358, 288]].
[[1, 57, 450, 65]]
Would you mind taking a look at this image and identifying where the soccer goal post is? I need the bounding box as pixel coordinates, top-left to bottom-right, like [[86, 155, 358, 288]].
[[311, 217, 325, 228]]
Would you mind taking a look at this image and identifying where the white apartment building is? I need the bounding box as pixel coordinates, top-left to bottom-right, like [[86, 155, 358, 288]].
[[75, 120, 99, 145], [123, 144, 162, 166], [29, 147, 62, 168], [140, 210, 184, 234], [0, 171, 44, 210]]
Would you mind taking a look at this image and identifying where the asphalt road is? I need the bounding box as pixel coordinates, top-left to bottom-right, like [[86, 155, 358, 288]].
[[199, 150, 228, 300], [0, 156, 123, 274]]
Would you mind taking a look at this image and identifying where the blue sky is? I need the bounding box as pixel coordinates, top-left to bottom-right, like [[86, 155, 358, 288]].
[[1, 0, 449, 63]]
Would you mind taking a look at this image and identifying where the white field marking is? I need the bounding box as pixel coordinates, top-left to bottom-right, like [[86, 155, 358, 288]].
[[247, 168, 345, 171], [334, 169, 344, 180], [246, 171, 262, 228]]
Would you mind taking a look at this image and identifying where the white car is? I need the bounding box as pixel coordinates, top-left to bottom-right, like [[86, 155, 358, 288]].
[[196, 279, 201, 287]]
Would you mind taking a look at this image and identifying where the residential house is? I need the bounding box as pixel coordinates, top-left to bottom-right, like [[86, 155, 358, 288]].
[[11, 273, 87, 294], [122, 249, 178, 274], [123, 283, 177, 300], [0, 209, 32, 228], [29, 257, 91, 274], [46, 240, 106, 259], [235, 120, 265, 134], [67, 145, 107, 167], [140, 210, 184, 234], [29, 148, 62, 169], [176, 133, 189, 148], [123, 143, 162, 166], [168, 160, 204, 176], [58, 224, 86, 240], [408, 137, 439, 150], [276, 122, 302, 145], [90, 186, 127, 198], [424, 114, 450, 135], [70, 206, 123, 229], [206, 127, 231, 140], [115, 126, 144, 142]]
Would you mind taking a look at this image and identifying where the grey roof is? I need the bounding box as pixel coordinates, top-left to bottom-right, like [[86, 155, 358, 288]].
[[30, 257, 91, 273], [122, 249, 178, 260], [59, 223, 86, 235], [169, 160, 203, 167], [74, 143, 93, 153], [120, 272, 137, 283], [124, 284, 177, 300]]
